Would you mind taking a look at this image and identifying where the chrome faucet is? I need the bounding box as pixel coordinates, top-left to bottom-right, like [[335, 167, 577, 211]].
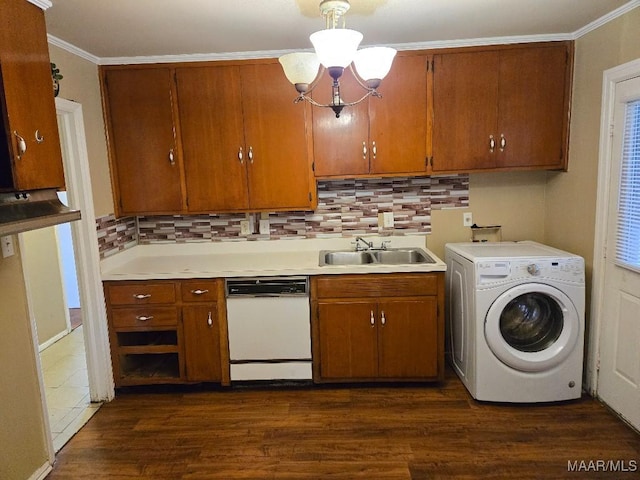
[[353, 236, 374, 251]]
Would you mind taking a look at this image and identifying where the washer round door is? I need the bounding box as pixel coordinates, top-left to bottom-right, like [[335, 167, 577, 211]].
[[484, 283, 581, 372]]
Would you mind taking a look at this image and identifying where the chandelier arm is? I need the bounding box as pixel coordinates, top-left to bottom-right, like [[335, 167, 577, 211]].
[[296, 88, 376, 109], [348, 63, 374, 92]]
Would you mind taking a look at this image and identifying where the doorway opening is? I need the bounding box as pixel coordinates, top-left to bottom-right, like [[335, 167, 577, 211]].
[[21, 98, 114, 458]]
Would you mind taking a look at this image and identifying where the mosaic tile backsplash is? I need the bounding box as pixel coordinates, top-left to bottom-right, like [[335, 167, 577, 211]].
[[96, 175, 469, 258]]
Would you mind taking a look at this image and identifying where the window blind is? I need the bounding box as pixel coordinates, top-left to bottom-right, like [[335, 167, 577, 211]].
[[616, 99, 640, 272]]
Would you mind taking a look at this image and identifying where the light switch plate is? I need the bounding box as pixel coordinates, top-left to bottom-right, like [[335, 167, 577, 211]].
[[1, 235, 15, 258], [463, 212, 473, 227], [259, 219, 270, 235], [383, 212, 394, 228], [240, 220, 251, 236]]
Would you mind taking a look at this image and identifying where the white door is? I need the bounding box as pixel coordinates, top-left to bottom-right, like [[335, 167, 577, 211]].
[[598, 74, 640, 430]]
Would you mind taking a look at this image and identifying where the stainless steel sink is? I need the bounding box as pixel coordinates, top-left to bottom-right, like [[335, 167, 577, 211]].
[[371, 248, 434, 264], [319, 250, 376, 266], [319, 248, 435, 266]]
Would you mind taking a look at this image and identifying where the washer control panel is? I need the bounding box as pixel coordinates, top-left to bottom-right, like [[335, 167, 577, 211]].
[[477, 257, 584, 285]]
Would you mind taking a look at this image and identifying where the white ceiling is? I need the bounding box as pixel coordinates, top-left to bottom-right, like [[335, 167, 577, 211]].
[[44, 0, 638, 63]]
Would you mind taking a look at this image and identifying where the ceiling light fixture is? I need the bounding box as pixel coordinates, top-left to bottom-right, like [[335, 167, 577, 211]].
[[279, 0, 397, 118]]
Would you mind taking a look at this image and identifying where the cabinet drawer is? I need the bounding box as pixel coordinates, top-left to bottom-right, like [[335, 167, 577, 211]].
[[111, 306, 179, 328], [181, 279, 222, 303], [107, 283, 176, 305], [314, 274, 438, 298]]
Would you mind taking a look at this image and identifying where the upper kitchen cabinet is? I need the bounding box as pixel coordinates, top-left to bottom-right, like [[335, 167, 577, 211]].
[[0, 0, 65, 191], [312, 54, 429, 178], [102, 67, 186, 216], [431, 42, 572, 173], [175, 61, 316, 213]]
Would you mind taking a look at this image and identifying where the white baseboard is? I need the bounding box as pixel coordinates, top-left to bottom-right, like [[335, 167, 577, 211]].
[[38, 328, 71, 352], [29, 462, 52, 480]]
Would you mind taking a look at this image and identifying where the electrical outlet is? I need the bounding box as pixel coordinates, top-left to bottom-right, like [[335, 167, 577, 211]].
[[383, 212, 394, 228], [259, 219, 270, 235], [240, 220, 251, 236], [463, 212, 473, 227], [1, 235, 15, 258]]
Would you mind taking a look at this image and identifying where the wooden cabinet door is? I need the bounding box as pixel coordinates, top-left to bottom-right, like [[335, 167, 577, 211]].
[[182, 304, 222, 382], [103, 68, 184, 215], [240, 62, 314, 210], [317, 301, 378, 379], [0, 0, 64, 191], [377, 298, 439, 379], [369, 55, 428, 174], [175, 66, 249, 212], [432, 51, 499, 172], [497, 45, 569, 169], [312, 68, 370, 177]]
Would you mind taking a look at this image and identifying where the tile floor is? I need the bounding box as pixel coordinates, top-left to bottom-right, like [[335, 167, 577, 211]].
[[40, 325, 102, 452]]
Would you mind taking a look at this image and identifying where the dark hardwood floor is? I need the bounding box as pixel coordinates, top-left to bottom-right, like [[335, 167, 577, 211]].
[[47, 368, 639, 479]]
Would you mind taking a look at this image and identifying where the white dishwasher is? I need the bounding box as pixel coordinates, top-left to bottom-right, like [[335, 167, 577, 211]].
[[225, 276, 311, 381]]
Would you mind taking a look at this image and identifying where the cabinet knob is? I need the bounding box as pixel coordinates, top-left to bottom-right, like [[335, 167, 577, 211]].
[[238, 146, 244, 164], [207, 311, 213, 327], [499, 134, 507, 152], [14, 131, 26, 159], [372, 141, 377, 159], [190, 289, 209, 295], [489, 135, 496, 153], [136, 315, 154, 321], [370, 310, 375, 326], [381, 310, 386, 326], [248, 146, 254, 164], [133, 293, 152, 300], [362, 142, 368, 160], [168, 148, 176, 166], [35, 130, 45, 144]]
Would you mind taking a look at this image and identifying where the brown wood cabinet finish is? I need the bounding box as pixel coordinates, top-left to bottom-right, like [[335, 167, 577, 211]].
[[104, 279, 229, 387], [0, 0, 65, 191], [176, 62, 316, 212], [431, 42, 572, 173], [313, 54, 429, 178], [102, 68, 185, 215], [311, 273, 444, 383]]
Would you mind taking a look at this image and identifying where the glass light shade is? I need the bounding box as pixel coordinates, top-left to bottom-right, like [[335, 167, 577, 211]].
[[353, 47, 397, 81], [278, 52, 320, 85], [309, 28, 363, 68]]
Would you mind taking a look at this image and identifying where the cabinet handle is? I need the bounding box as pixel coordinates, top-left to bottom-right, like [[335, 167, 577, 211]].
[[14, 131, 26, 159], [238, 146, 244, 164], [499, 134, 506, 152], [207, 311, 213, 327], [35, 130, 44, 144], [133, 293, 152, 300], [190, 289, 209, 295], [168, 148, 175, 166], [248, 146, 254, 164], [362, 142, 367, 160], [489, 135, 496, 153], [381, 310, 386, 326], [372, 141, 377, 159], [370, 310, 375, 326], [136, 315, 154, 321]]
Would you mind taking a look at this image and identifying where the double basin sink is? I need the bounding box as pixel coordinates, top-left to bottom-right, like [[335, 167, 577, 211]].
[[319, 248, 435, 266]]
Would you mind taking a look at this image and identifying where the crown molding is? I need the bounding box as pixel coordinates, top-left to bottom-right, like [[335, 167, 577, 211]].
[[47, 35, 101, 64], [98, 49, 294, 66], [27, 0, 52, 10], [572, 0, 640, 39], [97, 33, 574, 66]]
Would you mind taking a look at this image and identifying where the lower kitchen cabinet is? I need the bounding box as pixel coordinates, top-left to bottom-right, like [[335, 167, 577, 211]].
[[104, 279, 229, 387], [311, 273, 444, 383]]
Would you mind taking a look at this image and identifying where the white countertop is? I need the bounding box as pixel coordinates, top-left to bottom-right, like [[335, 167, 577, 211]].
[[100, 236, 446, 280]]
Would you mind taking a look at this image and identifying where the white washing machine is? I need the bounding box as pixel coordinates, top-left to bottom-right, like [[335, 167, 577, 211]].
[[445, 241, 585, 403]]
